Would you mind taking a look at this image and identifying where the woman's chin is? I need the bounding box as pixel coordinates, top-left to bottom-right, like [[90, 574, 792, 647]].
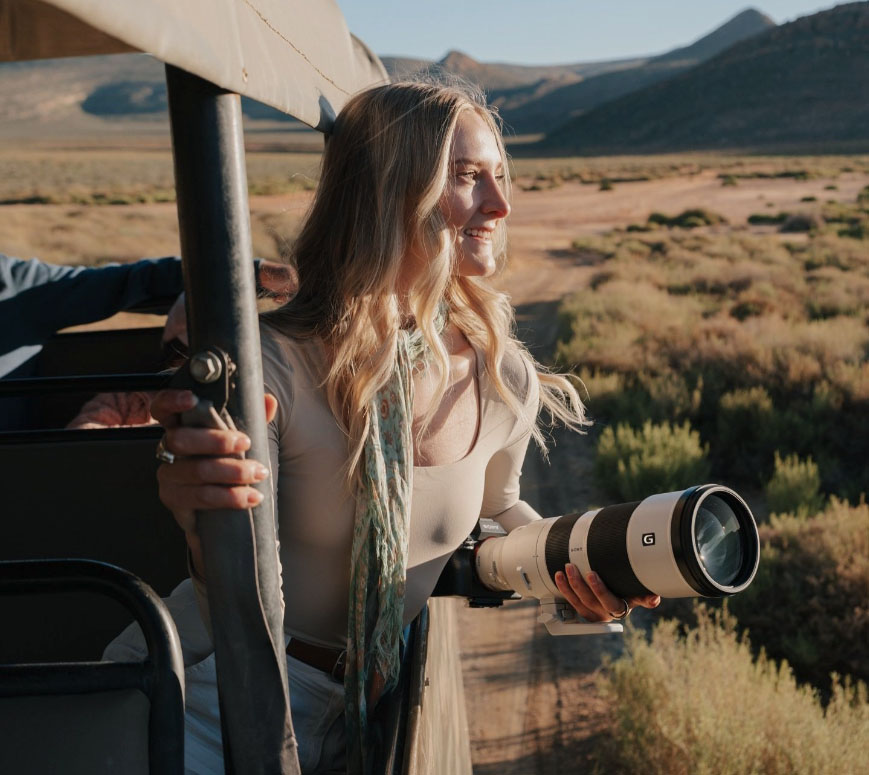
[[457, 252, 496, 278]]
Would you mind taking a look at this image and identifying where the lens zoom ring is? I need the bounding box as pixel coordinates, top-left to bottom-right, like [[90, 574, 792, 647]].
[[545, 512, 582, 582], [587, 501, 652, 599]]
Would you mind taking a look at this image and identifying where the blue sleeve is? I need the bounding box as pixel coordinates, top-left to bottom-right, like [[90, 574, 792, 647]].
[[0, 254, 183, 353]]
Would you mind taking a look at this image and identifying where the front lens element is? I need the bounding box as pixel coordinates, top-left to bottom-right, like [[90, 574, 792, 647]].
[[694, 494, 744, 586]]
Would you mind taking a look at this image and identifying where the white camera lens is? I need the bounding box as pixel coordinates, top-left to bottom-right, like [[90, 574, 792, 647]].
[[476, 484, 759, 601]]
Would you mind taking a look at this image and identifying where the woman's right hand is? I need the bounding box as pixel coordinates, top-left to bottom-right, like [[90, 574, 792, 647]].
[[152, 390, 276, 538]]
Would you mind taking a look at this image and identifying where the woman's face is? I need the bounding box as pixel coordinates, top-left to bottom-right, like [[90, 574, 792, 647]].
[[441, 110, 511, 278]]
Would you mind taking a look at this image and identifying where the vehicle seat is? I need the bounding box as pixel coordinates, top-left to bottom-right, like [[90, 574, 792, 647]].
[[0, 559, 185, 775]]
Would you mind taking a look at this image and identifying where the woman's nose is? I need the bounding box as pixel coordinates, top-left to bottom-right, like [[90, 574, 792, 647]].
[[482, 176, 511, 219]]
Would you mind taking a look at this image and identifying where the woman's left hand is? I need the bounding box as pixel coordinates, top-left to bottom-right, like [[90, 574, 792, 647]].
[[554, 564, 660, 621]]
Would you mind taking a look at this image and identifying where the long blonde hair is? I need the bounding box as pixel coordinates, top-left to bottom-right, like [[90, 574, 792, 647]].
[[265, 81, 587, 481]]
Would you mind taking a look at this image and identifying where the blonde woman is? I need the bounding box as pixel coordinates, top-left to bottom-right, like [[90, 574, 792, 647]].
[[150, 82, 661, 774]]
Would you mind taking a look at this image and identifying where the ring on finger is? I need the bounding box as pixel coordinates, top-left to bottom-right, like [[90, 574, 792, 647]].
[[155, 437, 176, 465], [609, 598, 631, 620]]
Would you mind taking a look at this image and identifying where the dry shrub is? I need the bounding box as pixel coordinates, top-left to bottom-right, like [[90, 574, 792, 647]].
[[765, 452, 825, 516], [0, 205, 306, 266], [715, 387, 776, 483], [780, 212, 818, 233], [0, 149, 322, 205], [556, 225, 869, 498], [595, 605, 869, 775], [729, 499, 869, 693], [594, 420, 709, 501], [647, 208, 726, 229]]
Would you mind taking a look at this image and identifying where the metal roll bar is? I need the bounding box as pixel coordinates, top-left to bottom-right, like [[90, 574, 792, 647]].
[[165, 64, 299, 774]]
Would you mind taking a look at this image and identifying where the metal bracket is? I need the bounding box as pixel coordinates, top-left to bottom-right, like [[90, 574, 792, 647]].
[[169, 346, 238, 431], [538, 598, 624, 636]]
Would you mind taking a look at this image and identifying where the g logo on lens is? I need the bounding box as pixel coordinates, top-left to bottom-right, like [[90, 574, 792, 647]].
[[642, 533, 656, 546]]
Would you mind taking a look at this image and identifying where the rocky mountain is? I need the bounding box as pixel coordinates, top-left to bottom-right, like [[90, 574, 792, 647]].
[[379, 51, 645, 92], [493, 7, 775, 135], [2, 4, 858, 154], [539, 2, 869, 153]]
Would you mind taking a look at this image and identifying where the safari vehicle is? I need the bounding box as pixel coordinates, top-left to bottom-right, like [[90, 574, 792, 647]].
[[0, 1, 474, 772], [0, 5, 765, 773]]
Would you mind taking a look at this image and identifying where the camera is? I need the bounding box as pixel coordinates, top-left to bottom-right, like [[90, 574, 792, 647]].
[[433, 484, 760, 636]]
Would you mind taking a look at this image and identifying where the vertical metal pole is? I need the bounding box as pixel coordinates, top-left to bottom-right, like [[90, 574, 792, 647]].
[[165, 65, 300, 775]]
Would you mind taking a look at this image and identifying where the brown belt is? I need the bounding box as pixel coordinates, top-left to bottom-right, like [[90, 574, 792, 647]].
[[286, 638, 346, 682]]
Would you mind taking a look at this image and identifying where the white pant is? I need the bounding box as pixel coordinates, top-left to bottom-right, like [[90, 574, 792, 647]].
[[104, 579, 347, 775], [184, 651, 346, 775]]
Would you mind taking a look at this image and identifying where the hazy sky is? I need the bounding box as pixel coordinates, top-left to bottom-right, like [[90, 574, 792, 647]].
[[340, 1, 837, 64]]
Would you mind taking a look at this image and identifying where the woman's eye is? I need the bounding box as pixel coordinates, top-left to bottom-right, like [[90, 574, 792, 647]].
[[456, 170, 477, 181]]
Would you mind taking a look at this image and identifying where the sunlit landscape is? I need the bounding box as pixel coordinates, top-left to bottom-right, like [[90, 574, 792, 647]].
[[2, 1, 868, 772]]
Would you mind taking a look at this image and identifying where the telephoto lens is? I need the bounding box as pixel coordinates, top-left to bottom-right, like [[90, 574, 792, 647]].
[[475, 484, 760, 609]]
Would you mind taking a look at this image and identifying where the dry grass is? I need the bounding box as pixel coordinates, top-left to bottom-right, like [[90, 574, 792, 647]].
[[0, 148, 322, 205], [557, 229, 869, 401], [727, 498, 869, 693], [596, 605, 869, 775], [508, 153, 869, 191], [0, 203, 307, 266]]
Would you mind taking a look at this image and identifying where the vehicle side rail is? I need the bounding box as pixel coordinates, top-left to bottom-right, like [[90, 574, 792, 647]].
[[0, 373, 170, 398]]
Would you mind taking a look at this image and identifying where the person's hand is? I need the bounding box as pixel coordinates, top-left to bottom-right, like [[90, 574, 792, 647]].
[[257, 261, 297, 305], [554, 564, 660, 622], [152, 389, 277, 537]]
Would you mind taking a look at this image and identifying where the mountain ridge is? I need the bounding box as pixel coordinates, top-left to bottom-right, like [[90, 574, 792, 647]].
[[539, 2, 869, 153], [493, 7, 775, 134]]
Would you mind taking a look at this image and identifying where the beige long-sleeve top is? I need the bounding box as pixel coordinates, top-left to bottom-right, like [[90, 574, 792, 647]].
[[193, 326, 542, 650]]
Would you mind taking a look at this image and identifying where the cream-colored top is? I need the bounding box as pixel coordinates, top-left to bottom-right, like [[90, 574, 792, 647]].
[[195, 326, 542, 650]]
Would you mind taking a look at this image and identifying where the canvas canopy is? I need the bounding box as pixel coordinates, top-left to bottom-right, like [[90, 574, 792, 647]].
[[0, 0, 387, 130]]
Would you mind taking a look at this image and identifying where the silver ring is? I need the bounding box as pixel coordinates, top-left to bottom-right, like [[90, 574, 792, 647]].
[[155, 437, 176, 465], [610, 598, 631, 620]]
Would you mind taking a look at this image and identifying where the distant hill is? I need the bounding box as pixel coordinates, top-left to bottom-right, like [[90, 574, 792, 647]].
[[495, 7, 775, 134], [0, 51, 303, 135], [654, 7, 775, 64], [0, 54, 161, 124], [4, 5, 851, 153], [539, 2, 869, 153], [380, 51, 645, 92]]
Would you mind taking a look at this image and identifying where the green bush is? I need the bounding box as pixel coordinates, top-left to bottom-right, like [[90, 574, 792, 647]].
[[594, 420, 710, 500], [729, 499, 869, 693], [838, 215, 869, 240], [748, 211, 789, 225], [595, 605, 869, 775], [648, 208, 726, 229], [780, 212, 818, 233], [765, 451, 825, 516], [715, 387, 777, 484]]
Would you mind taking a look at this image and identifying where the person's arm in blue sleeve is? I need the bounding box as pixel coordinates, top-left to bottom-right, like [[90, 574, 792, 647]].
[[0, 254, 183, 354], [0, 254, 293, 379]]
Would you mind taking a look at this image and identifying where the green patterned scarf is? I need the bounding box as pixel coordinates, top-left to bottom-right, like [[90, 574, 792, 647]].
[[344, 320, 438, 774]]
